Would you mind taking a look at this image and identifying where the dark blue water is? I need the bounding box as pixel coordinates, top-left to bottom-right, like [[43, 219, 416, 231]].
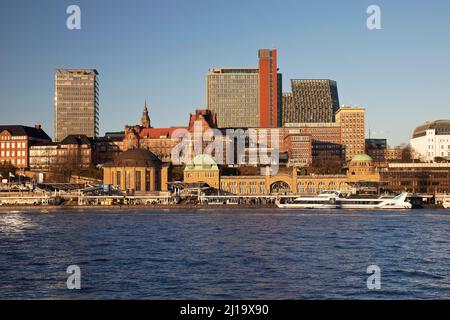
[[1, 209, 450, 299]]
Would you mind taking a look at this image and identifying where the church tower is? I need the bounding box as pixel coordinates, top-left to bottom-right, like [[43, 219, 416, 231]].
[[141, 100, 151, 128]]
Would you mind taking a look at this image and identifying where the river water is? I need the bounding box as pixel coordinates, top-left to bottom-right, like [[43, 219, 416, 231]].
[[1, 208, 449, 299]]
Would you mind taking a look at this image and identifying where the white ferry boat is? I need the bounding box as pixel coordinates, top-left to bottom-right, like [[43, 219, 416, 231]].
[[276, 191, 412, 209]]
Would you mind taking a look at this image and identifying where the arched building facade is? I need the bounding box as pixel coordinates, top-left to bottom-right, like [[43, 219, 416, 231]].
[[103, 148, 169, 193], [189, 153, 380, 195]]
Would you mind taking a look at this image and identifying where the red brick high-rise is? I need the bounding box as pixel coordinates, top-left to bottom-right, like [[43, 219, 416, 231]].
[[258, 49, 279, 128]]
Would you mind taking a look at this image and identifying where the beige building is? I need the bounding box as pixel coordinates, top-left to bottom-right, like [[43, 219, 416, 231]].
[[184, 154, 220, 189], [103, 149, 169, 193], [54, 69, 99, 142], [336, 106, 365, 161], [206, 68, 259, 128], [184, 153, 380, 195]]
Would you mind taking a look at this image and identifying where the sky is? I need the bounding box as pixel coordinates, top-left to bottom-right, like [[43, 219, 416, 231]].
[[0, 0, 449, 146]]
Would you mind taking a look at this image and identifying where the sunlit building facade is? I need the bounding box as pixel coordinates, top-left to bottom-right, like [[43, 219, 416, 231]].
[[336, 106, 366, 161], [206, 49, 281, 128], [410, 120, 450, 161], [54, 69, 99, 142]]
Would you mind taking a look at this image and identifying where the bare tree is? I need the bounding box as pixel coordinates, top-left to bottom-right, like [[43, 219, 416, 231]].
[[311, 152, 343, 174], [0, 163, 17, 179]]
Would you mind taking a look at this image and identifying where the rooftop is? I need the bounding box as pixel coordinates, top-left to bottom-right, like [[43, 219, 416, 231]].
[[55, 68, 98, 75], [60, 135, 92, 145], [412, 120, 450, 138], [110, 148, 162, 167], [0, 125, 51, 141], [185, 154, 219, 172], [351, 154, 373, 162]]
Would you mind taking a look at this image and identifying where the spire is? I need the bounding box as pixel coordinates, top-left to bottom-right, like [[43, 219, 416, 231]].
[[141, 99, 151, 128]]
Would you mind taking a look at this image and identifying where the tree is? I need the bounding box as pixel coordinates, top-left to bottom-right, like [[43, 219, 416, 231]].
[[401, 144, 419, 163], [311, 152, 343, 175], [0, 163, 17, 180], [49, 151, 98, 182]]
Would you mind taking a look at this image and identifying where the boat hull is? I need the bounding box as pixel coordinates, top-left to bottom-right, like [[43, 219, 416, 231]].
[[277, 203, 412, 209]]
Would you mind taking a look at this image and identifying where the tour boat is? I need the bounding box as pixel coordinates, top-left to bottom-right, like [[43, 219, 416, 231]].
[[276, 190, 412, 209]]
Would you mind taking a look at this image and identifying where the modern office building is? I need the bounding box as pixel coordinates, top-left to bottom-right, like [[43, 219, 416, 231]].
[[207, 67, 259, 128], [366, 138, 388, 162], [54, 69, 99, 142], [206, 49, 281, 128], [288, 79, 339, 123], [410, 120, 450, 162], [366, 138, 387, 150], [282, 92, 294, 125], [335, 106, 366, 161]]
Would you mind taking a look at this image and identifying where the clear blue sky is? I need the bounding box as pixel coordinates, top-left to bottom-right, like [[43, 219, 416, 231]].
[[1, 0, 449, 146]]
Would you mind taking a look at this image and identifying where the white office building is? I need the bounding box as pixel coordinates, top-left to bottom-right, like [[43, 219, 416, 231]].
[[410, 120, 450, 162]]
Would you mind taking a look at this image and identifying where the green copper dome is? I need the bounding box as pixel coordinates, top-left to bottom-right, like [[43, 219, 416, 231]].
[[351, 154, 373, 162], [184, 154, 219, 172]]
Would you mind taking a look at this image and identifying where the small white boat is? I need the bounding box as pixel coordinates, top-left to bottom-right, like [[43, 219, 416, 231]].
[[443, 199, 450, 209], [277, 190, 412, 209]]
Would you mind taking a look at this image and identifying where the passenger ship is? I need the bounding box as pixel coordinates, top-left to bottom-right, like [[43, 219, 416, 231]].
[[276, 191, 412, 209]]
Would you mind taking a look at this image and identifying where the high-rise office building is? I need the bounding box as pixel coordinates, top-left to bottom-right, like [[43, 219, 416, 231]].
[[54, 69, 99, 142], [206, 49, 281, 128], [206, 68, 259, 128], [289, 79, 339, 123], [258, 49, 280, 128], [335, 106, 366, 161]]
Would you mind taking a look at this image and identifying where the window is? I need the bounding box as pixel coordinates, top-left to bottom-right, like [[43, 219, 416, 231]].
[[135, 171, 141, 192], [145, 170, 150, 191], [116, 171, 121, 188]]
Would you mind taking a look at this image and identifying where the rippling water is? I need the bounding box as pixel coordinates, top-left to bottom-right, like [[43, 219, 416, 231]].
[[1, 208, 450, 299]]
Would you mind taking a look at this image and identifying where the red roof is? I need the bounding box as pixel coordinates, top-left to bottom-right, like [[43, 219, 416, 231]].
[[139, 127, 187, 139]]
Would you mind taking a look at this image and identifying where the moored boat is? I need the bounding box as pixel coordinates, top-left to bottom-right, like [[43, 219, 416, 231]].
[[276, 190, 412, 209], [443, 199, 450, 209]]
